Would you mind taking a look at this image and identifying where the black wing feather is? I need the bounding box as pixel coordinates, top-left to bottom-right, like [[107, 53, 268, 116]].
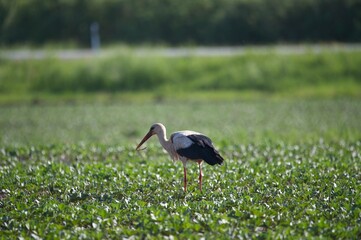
[[176, 134, 224, 165]]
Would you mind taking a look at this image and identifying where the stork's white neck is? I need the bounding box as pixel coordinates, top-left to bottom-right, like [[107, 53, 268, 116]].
[[156, 129, 167, 145], [155, 126, 173, 155]]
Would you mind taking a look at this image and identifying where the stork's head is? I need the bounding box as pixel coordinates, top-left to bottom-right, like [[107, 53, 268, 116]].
[[136, 123, 165, 150]]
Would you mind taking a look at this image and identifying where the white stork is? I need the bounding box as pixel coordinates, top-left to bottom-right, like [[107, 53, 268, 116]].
[[136, 123, 224, 192]]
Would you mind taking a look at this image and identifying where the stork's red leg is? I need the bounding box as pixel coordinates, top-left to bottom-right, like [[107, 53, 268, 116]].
[[198, 161, 203, 192], [183, 166, 187, 192]]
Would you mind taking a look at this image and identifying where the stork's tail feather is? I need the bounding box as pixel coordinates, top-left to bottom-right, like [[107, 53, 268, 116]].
[[215, 150, 224, 165], [215, 149, 225, 165], [204, 147, 224, 166]]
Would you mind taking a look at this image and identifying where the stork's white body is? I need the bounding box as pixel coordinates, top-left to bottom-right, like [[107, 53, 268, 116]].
[[172, 131, 200, 148], [169, 131, 203, 161]]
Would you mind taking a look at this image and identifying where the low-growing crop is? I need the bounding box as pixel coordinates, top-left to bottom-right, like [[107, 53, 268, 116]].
[[1, 98, 361, 238], [1, 141, 360, 239]]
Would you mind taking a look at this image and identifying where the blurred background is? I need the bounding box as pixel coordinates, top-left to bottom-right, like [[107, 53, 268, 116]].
[[1, 0, 361, 100], [1, 0, 360, 46], [0, 0, 361, 145]]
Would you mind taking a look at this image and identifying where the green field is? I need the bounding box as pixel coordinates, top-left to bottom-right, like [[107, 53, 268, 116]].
[[1, 47, 361, 239], [1, 99, 361, 146], [1, 139, 360, 239], [1, 99, 361, 239], [1, 47, 361, 104]]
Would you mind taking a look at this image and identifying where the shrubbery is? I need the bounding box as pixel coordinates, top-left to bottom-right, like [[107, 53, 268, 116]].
[[1, 50, 361, 97], [1, 0, 360, 46]]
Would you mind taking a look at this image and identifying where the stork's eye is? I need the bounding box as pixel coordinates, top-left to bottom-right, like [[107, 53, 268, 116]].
[[150, 126, 155, 131]]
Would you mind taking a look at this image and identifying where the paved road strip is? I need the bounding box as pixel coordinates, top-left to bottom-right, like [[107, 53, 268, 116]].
[[1, 44, 360, 60]]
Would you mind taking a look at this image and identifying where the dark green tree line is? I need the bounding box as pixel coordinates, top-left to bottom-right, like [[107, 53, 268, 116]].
[[0, 0, 360, 46]]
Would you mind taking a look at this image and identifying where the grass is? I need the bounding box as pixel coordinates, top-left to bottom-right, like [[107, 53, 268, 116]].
[[1, 99, 360, 146], [1, 47, 361, 104], [1, 45, 361, 238], [0, 99, 361, 238], [1, 140, 360, 239]]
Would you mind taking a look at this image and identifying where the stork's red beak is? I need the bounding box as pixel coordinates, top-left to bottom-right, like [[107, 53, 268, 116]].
[[136, 131, 154, 150]]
